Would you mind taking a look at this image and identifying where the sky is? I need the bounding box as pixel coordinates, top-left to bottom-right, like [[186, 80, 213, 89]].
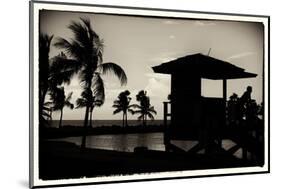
[[40, 10, 264, 120]]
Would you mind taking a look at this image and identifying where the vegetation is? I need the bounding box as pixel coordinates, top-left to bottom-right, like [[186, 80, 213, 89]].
[[50, 87, 74, 128], [53, 18, 127, 148], [76, 89, 103, 127], [112, 90, 135, 127], [132, 90, 157, 126], [39, 33, 54, 126]]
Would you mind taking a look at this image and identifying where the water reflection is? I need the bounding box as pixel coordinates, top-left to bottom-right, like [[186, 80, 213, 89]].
[[51, 133, 242, 158], [54, 133, 166, 152]]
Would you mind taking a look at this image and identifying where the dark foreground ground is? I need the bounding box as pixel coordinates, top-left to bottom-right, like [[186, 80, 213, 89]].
[[39, 140, 255, 180]]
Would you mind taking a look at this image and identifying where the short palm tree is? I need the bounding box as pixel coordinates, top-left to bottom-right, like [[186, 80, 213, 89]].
[[50, 87, 74, 128], [112, 90, 135, 127], [76, 88, 104, 127], [133, 90, 157, 126], [53, 18, 127, 131]]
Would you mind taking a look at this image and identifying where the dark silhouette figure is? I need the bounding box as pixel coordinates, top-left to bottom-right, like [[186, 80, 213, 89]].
[[238, 86, 252, 122], [53, 18, 127, 148], [112, 90, 135, 127], [132, 90, 157, 127]]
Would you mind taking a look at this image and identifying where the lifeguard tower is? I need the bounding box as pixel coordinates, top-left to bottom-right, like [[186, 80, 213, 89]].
[[152, 53, 260, 158]]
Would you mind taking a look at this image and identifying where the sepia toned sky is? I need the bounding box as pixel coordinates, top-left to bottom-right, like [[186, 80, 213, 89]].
[[40, 10, 264, 120]]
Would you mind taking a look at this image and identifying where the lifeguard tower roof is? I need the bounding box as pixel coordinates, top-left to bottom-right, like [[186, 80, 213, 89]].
[[152, 53, 257, 79]]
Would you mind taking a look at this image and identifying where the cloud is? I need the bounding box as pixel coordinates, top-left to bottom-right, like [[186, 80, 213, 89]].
[[149, 51, 184, 64], [194, 21, 216, 27], [145, 73, 170, 80], [227, 52, 256, 60], [144, 77, 170, 98], [169, 35, 175, 39], [163, 20, 180, 25]]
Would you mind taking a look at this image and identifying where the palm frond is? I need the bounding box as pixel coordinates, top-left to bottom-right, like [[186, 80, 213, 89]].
[[113, 108, 122, 115], [127, 109, 135, 115], [68, 20, 91, 49], [148, 106, 157, 115], [65, 92, 73, 102], [65, 101, 74, 109], [54, 38, 85, 61], [43, 101, 53, 107], [94, 99, 103, 107], [92, 73, 105, 103], [112, 104, 121, 108], [40, 33, 53, 50], [80, 17, 99, 39], [128, 104, 141, 109], [42, 106, 51, 111], [49, 56, 81, 85], [133, 110, 143, 114], [98, 62, 127, 85], [42, 111, 51, 118], [76, 98, 87, 108], [137, 114, 144, 121], [147, 112, 155, 120]]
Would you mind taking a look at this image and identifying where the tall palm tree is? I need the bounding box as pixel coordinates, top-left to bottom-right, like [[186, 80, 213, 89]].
[[112, 90, 135, 127], [50, 87, 74, 128], [133, 90, 157, 126], [54, 18, 127, 147], [39, 33, 53, 127]]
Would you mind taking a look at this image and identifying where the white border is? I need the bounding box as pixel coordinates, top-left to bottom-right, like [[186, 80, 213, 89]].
[[30, 1, 269, 187]]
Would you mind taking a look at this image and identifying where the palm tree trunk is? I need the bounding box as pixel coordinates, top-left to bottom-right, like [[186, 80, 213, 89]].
[[49, 110, 52, 121], [81, 105, 90, 149], [122, 113, 125, 128], [59, 108, 63, 128], [125, 112, 128, 127], [143, 115, 145, 127], [90, 107, 94, 128]]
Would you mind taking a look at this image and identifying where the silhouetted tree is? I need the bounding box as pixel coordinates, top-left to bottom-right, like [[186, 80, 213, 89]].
[[50, 87, 74, 128], [257, 102, 264, 117], [76, 88, 104, 127], [133, 90, 157, 126], [227, 93, 239, 125], [39, 33, 53, 126], [43, 101, 54, 121], [112, 90, 135, 127], [54, 18, 127, 148]]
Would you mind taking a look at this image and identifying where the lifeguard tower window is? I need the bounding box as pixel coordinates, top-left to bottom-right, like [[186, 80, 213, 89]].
[[201, 79, 223, 98]]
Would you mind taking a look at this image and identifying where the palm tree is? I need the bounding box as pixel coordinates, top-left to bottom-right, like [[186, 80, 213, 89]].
[[54, 18, 127, 147], [133, 90, 157, 126], [39, 33, 53, 127], [43, 101, 54, 121], [50, 87, 74, 128], [76, 88, 104, 127], [112, 90, 135, 127]]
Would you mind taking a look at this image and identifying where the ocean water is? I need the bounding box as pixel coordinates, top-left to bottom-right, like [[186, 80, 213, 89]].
[[49, 120, 243, 159], [50, 120, 164, 128]]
